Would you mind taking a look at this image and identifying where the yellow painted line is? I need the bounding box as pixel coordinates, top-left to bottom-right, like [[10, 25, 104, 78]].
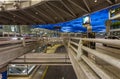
[[40, 66, 49, 79], [41, 44, 63, 79], [46, 44, 63, 54]]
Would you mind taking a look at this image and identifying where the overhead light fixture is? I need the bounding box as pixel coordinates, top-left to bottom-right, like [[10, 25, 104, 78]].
[[35, 12, 38, 14], [94, 0, 97, 2], [0, 5, 5, 11], [13, 1, 20, 9], [11, 64, 16, 67], [54, 17, 58, 19]]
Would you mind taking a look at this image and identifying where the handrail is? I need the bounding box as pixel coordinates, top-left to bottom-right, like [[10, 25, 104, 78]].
[[70, 41, 79, 46], [0, 38, 37, 68], [82, 46, 120, 69], [68, 48, 100, 79], [0, 39, 36, 45], [69, 45, 78, 54], [81, 55, 112, 79], [67, 37, 120, 79], [81, 38, 120, 46], [11, 53, 70, 65], [0, 44, 22, 51], [70, 37, 120, 46]]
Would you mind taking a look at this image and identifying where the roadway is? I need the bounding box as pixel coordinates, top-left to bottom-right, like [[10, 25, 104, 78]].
[[8, 44, 75, 79], [44, 66, 76, 79], [8, 44, 61, 79], [44, 45, 77, 79]]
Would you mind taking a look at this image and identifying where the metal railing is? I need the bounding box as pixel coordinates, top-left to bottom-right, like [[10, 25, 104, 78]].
[[67, 37, 120, 79], [11, 53, 70, 65], [0, 37, 37, 69]]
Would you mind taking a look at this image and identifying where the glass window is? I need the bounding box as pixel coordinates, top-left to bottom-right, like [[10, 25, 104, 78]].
[[8, 64, 36, 75]]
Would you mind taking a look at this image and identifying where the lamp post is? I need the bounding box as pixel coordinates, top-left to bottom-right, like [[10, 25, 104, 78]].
[[53, 26, 61, 37]]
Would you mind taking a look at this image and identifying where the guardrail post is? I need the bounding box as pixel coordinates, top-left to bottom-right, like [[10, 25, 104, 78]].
[[68, 38, 71, 48], [24, 55, 26, 63], [22, 38, 26, 47], [77, 39, 83, 60]]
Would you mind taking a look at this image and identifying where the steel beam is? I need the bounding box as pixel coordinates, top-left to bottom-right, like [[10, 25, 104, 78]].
[[115, 0, 117, 3], [6, 11, 32, 24], [47, 2, 74, 18], [83, 0, 91, 12], [60, 0, 76, 17], [106, 0, 113, 4], [0, 18, 8, 24], [0, 13, 15, 23], [11, 53, 70, 65], [32, 7, 55, 23], [17, 10, 36, 24], [45, 3, 65, 21], [68, 0, 88, 13], [21, 9, 46, 24]]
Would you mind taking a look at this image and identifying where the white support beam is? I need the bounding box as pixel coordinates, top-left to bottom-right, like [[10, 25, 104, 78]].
[[32, 6, 55, 23], [115, 0, 117, 3], [21, 9, 46, 24], [6, 11, 33, 24], [60, 0, 76, 17], [47, 2, 75, 18], [83, 0, 91, 12], [68, 0, 88, 13], [0, 18, 9, 24], [106, 0, 113, 4], [17, 10, 36, 24], [45, 3, 65, 21], [11, 53, 70, 65], [0, 13, 25, 24]]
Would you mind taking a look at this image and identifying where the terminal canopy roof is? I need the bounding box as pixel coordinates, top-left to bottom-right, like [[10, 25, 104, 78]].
[[0, 0, 120, 25]]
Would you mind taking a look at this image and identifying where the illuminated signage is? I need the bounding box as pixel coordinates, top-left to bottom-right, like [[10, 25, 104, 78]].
[[83, 15, 91, 25]]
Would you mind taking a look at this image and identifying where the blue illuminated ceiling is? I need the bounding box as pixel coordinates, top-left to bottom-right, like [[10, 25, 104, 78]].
[[33, 4, 120, 32]]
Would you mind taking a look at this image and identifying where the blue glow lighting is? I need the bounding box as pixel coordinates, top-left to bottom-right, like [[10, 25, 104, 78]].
[[32, 4, 120, 32]]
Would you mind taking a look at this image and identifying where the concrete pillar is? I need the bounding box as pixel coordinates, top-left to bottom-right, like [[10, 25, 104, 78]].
[[105, 20, 111, 33]]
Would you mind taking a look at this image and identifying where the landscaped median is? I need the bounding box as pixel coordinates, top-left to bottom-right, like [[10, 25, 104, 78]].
[[46, 44, 63, 54], [40, 44, 64, 79]]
